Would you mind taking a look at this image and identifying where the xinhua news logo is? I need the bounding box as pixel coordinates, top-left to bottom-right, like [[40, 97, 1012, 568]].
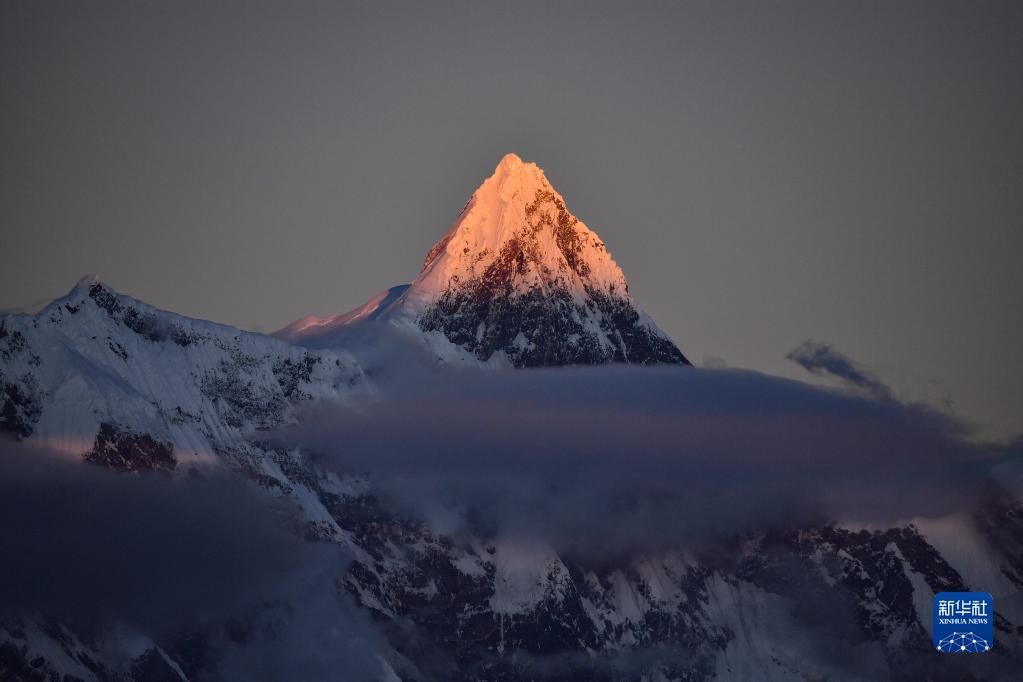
[[933, 591, 993, 653]]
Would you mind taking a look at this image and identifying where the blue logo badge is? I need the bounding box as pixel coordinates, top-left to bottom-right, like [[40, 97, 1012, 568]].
[[933, 591, 993, 653]]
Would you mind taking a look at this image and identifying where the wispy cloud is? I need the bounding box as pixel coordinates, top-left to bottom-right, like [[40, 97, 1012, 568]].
[[786, 340, 894, 400]]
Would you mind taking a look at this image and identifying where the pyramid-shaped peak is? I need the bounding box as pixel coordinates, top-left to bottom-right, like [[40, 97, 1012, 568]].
[[419, 153, 583, 281], [402, 155, 689, 366], [281, 155, 690, 367]]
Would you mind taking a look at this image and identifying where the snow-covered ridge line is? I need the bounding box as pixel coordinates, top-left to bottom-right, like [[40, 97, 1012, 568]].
[[1, 275, 371, 469]]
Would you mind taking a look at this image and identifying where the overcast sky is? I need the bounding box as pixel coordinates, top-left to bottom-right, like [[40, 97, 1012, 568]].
[[2, 1, 1021, 437]]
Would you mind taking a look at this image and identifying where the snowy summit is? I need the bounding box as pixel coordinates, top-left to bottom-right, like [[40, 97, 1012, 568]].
[[279, 153, 689, 367]]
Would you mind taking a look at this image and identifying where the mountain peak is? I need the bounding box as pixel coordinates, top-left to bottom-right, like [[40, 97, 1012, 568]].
[[497, 152, 524, 170], [281, 155, 689, 367], [408, 157, 688, 366], [476, 153, 547, 210], [35, 273, 106, 312], [416, 154, 615, 295], [72, 273, 102, 293]]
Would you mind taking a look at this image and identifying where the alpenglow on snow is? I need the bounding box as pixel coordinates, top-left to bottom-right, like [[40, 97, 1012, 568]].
[[278, 153, 690, 367]]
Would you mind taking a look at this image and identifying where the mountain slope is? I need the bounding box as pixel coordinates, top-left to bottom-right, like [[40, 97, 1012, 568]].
[[278, 154, 689, 367], [0, 275, 370, 504], [3, 279, 1023, 680]]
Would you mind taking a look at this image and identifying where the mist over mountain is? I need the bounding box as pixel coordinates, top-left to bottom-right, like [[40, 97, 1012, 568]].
[[1, 155, 1021, 681]]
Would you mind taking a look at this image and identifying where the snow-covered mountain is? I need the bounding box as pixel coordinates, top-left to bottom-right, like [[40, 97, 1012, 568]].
[[336, 497, 1023, 680], [277, 153, 689, 367], [3, 276, 1021, 681], [2, 153, 1022, 679], [0, 275, 370, 515]]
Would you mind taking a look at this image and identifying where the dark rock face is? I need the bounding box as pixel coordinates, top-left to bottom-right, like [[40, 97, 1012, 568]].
[[0, 377, 42, 439], [83, 422, 176, 473], [89, 283, 196, 347], [0, 322, 43, 439], [420, 282, 688, 367], [418, 188, 689, 368], [314, 481, 1020, 681], [0, 641, 50, 682], [738, 525, 962, 648], [584, 286, 691, 365], [0, 322, 29, 361], [199, 360, 289, 431], [272, 354, 319, 399]]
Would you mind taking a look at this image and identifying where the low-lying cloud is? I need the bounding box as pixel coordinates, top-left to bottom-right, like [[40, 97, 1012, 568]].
[[279, 360, 1014, 561], [0, 441, 388, 680], [0, 443, 301, 633]]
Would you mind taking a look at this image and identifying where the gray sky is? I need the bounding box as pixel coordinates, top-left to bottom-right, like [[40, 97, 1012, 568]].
[[2, 1, 1021, 438]]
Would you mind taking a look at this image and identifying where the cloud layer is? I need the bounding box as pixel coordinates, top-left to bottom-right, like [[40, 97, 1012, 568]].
[[280, 361, 1010, 561], [0, 441, 387, 679]]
